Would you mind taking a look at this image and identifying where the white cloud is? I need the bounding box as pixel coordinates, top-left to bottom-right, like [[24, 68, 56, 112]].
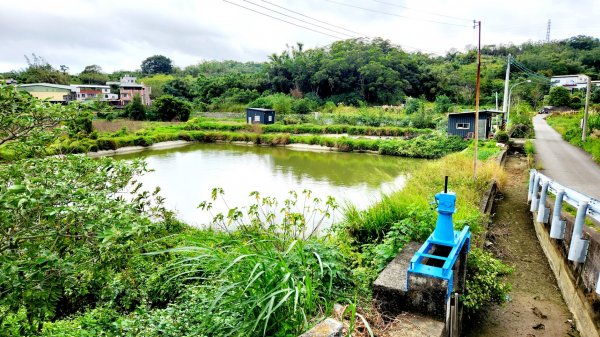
[[0, 0, 597, 73]]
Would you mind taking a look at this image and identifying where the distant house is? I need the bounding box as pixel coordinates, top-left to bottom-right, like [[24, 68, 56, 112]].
[[246, 108, 275, 124], [106, 76, 151, 106], [447, 110, 504, 139], [70, 84, 118, 102], [551, 74, 589, 91], [17, 83, 76, 103]]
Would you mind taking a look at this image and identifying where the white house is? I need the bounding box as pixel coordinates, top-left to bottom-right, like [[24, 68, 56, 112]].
[[550, 74, 589, 91], [70, 84, 119, 102]]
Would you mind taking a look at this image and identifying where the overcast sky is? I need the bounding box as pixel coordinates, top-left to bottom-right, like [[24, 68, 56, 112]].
[[1, 0, 598, 74]]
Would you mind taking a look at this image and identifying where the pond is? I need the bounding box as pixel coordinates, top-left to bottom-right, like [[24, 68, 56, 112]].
[[113, 143, 422, 228]]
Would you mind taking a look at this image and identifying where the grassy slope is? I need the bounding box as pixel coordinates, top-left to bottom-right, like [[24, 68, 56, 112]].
[[546, 112, 600, 163]]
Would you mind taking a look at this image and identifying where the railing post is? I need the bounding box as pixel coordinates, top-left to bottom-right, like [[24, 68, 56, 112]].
[[537, 181, 550, 223], [568, 201, 590, 263], [550, 189, 566, 239], [527, 171, 536, 202], [530, 174, 541, 212]]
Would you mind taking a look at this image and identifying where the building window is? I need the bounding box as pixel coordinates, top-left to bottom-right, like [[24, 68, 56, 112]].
[[268, 116, 272, 122], [254, 115, 260, 122], [456, 123, 470, 129], [105, 94, 108, 98]]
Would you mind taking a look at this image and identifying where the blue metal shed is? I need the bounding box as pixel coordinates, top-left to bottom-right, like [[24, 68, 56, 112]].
[[246, 108, 275, 124], [447, 110, 504, 139]]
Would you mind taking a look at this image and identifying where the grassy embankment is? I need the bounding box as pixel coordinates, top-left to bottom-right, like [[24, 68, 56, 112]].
[[43, 118, 470, 160], [546, 111, 600, 163]]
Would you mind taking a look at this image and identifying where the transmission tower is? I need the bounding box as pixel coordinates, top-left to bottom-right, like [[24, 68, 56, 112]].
[[546, 19, 551, 43]]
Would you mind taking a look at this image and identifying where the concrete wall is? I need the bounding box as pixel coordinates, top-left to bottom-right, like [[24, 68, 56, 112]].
[[533, 198, 600, 337]]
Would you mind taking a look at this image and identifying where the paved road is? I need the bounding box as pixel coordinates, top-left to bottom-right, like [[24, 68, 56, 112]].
[[533, 114, 600, 200]]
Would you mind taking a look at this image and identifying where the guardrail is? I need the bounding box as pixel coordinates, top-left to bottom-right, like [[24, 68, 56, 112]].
[[528, 169, 600, 294]]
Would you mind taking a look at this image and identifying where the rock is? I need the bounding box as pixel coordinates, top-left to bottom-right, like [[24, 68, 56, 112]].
[[532, 323, 545, 330], [299, 318, 344, 337], [531, 306, 547, 319]]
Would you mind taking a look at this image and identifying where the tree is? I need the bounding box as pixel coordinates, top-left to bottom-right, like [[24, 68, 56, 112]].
[[78, 64, 109, 84], [433, 94, 453, 113], [17, 54, 69, 84], [126, 94, 147, 120], [149, 95, 192, 121], [141, 55, 173, 75], [163, 78, 194, 100], [0, 86, 72, 157], [547, 86, 571, 107]]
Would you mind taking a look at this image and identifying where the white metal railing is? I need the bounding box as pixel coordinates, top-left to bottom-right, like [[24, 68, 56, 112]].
[[528, 169, 600, 294]]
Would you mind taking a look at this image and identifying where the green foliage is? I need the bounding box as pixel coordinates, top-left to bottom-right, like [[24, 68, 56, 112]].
[[149, 95, 193, 122], [547, 112, 600, 163], [404, 98, 423, 114], [494, 131, 509, 143], [66, 110, 93, 137], [0, 155, 182, 334], [548, 86, 571, 107], [248, 93, 293, 114], [433, 94, 453, 113], [291, 97, 318, 114], [163, 78, 194, 100], [16, 54, 70, 85], [141, 55, 173, 75], [139, 74, 175, 99], [125, 94, 147, 120], [0, 86, 72, 158], [462, 248, 512, 310], [78, 65, 109, 85]]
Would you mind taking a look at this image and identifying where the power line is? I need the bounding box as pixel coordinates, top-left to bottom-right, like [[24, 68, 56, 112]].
[[223, 0, 345, 39], [324, 0, 471, 28], [241, 0, 357, 38], [225, 0, 444, 56], [259, 0, 364, 36], [370, 0, 471, 22]]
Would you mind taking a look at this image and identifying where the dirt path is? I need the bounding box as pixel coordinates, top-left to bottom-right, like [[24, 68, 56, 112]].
[[463, 154, 578, 337]]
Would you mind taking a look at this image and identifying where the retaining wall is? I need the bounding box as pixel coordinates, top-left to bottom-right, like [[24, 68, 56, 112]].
[[533, 197, 600, 337]]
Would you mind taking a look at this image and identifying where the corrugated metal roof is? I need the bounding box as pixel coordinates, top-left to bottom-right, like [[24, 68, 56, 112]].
[[447, 110, 504, 116], [18, 83, 74, 91], [71, 84, 110, 88]]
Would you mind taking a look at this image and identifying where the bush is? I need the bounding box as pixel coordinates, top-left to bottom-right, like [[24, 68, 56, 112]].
[[149, 95, 192, 122], [494, 131, 509, 143], [404, 98, 423, 114], [125, 94, 146, 120], [463, 248, 512, 311], [433, 95, 452, 113], [547, 86, 571, 107], [291, 98, 317, 114], [66, 111, 93, 137]]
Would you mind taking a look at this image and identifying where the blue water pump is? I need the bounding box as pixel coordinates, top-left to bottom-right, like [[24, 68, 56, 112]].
[[407, 176, 471, 300]]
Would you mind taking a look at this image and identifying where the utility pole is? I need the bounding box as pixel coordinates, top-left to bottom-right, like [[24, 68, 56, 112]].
[[582, 75, 591, 141], [473, 20, 482, 179], [502, 54, 511, 119], [546, 19, 551, 43], [495, 92, 499, 111]]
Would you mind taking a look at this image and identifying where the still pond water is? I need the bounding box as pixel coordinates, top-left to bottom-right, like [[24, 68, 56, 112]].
[[114, 143, 421, 227]]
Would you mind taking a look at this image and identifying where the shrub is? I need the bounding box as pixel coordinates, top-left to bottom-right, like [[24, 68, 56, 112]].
[[547, 86, 571, 107], [433, 94, 452, 113], [149, 95, 192, 122], [494, 131, 509, 143], [404, 98, 423, 114], [125, 94, 146, 120]]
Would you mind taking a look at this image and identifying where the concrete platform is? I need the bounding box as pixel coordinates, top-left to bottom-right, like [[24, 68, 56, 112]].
[[373, 242, 445, 336]]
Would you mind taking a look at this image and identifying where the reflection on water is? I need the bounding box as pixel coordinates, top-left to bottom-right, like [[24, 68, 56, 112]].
[[113, 143, 421, 227]]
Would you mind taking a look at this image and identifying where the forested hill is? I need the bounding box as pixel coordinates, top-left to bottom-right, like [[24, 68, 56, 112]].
[[4, 35, 600, 109]]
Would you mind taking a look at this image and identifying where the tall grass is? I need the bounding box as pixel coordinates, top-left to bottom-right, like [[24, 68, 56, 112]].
[[343, 152, 506, 246]]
